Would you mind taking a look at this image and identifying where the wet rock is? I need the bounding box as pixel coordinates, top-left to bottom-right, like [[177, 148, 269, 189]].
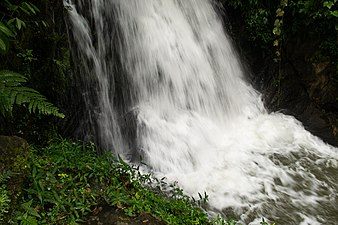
[[222, 4, 338, 146]]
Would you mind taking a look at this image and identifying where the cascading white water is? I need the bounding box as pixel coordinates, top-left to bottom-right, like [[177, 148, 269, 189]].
[[64, 0, 338, 224]]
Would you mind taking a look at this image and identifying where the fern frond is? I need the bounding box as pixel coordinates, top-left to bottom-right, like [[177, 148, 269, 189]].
[[0, 70, 65, 118], [0, 70, 27, 86]]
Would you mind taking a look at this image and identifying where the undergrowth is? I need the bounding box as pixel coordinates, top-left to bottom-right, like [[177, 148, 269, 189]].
[[0, 171, 11, 223], [1, 139, 274, 224]]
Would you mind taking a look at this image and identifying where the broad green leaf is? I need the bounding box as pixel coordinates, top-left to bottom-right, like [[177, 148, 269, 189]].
[[0, 39, 7, 52], [7, 18, 16, 25], [281, 0, 288, 7], [41, 21, 48, 28], [274, 19, 282, 27], [26, 216, 38, 225], [21, 2, 36, 15], [276, 8, 284, 17], [324, 1, 334, 9], [273, 27, 281, 36], [0, 33, 9, 54], [276, 50, 281, 57], [15, 18, 26, 30], [0, 22, 15, 37], [19, 5, 30, 15], [30, 3, 40, 13], [330, 10, 338, 17], [27, 207, 41, 218]]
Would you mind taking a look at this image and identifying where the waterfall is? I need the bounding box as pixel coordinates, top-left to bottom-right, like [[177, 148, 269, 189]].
[[64, 0, 338, 224]]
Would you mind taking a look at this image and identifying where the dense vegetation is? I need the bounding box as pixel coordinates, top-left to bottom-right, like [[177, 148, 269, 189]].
[[227, 0, 337, 81], [0, 0, 69, 144], [0, 0, 337, 224], [0, 139, 230, 224], [1, 139, 279, 225], [224, 0, 337, 63]]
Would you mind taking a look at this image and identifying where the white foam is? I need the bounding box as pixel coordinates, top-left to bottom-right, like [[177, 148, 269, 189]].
[[66, 0, 338, 224]]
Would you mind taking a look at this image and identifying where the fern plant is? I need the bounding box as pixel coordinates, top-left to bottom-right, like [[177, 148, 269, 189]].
[[0, 0, 40, 54], [0, 171, 11, 222], [0, 185, 10, 222], [0, 70, 64, 118]]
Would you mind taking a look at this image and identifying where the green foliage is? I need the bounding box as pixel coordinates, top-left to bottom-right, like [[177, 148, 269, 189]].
[[13, 140, 213, 224], [289, 0, 338, 21], [16, 200, 40, 225], [0, 70, 65, 118], [0, 1, 64, 119], [0, 0, 69, 143], [0, 185, 10, 222], [8, 139, 274, 225], [273, 0, 288, 61], [226, 0, 275, 48], [17, 49, 37, 64], [225, 0, 337, 101], [0, 0, 40, 53], [286, 0, 337, 80], [0, 22, 15, 53], [225, 0, 337, 59], [0, 171, 11, 222]]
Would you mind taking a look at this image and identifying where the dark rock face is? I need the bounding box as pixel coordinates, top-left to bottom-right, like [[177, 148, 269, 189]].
[[0, 136, 29, 211], [222, 5, 338, 146], [265, 35, 338, 146]]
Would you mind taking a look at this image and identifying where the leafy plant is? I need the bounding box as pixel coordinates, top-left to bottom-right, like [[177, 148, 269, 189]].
[[224, 0, 338, 104], [14, 140, 208, 224], [0, 21, 15, 53], [9, 139, 276, 225], [0, 0, 40, 53], [0, 1, 64, 119], [0, 171, 11, 222], [225, 0, 276, 50], [16, 200, 39, 225], [0, 70, 64, 118], [0, 185, 10, 222]]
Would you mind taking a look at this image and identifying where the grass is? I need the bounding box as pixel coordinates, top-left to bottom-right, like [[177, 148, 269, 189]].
[[0, 139, 274, 224]]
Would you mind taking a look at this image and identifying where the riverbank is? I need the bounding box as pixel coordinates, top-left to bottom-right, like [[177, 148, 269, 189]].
[[2, 137, 265, 225]]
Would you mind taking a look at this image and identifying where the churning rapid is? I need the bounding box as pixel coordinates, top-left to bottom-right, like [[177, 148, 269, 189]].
[[64, 0, 338, 224]]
